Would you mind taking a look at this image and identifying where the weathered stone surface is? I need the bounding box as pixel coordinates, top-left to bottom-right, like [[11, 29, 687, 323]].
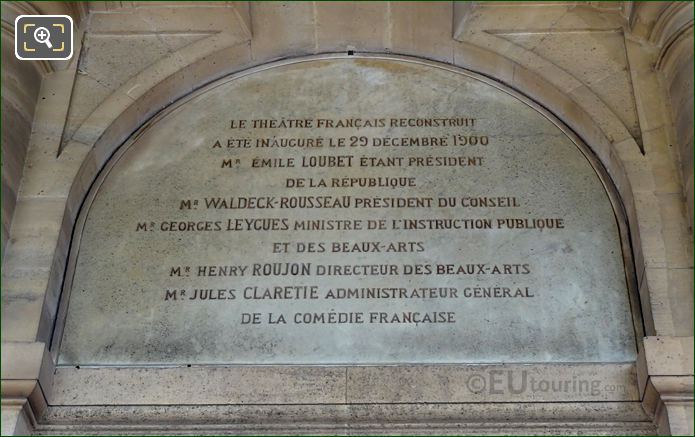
[[58, 58, 636, 366], [51, 365, 345, 405], [497, 31, 640, 141], [1, 2, 692, 435], [35, 402, 657, 435], [0, 31, 43, 253]]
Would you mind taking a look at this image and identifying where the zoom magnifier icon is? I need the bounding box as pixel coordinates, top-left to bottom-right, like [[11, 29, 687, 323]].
[[15, 15, 73, 60], [33, 27, 52, 48]]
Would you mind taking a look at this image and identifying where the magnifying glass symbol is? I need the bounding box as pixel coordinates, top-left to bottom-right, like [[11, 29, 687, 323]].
[[33, 27, 52, 49]]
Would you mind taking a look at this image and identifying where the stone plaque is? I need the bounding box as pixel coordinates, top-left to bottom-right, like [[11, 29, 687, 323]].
[[58, 58, 636, 365]]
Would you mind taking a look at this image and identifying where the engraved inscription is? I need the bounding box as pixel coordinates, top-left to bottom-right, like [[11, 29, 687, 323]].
[[59, 59, 636, 365]]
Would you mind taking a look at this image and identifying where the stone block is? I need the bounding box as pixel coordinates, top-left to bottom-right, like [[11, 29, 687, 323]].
[[643, 336, 695, 375], [390, 2, 454, 62], [250, 2, 315, 60], [315, 2, 388, 52]]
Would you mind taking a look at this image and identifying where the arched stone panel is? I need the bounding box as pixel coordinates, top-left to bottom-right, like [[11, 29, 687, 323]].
[[49, 50, 653, 358], [53, 55, 641, 368]]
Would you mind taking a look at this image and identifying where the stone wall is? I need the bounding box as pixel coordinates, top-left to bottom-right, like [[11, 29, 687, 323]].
[[654, 3, 694, 230], [1, 1, 692, 435], [0, 3, 45, 254]]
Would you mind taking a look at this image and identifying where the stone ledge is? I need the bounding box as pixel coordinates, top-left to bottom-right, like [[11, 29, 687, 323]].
[[643, 336, 695, 376], [31, 401, 656, 435], [49, 363, 639, 406]]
